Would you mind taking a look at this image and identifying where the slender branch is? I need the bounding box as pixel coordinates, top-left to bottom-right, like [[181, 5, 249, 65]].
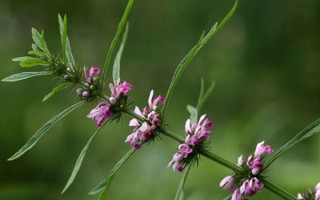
[[263, 180, 296, 200], [122, 107, 296, 200]]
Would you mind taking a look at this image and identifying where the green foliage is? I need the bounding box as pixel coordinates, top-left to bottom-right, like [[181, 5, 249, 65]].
[[162, 0, 238, 115], [58, 14, 67, 63], [1, 71, 53, 82], [187, 79, 215, 123], [89, 148, 136, 199], [265, 117, 320, 168], [62, 122, 108, 194], [174, 165, 191, 200], [197, 79, 215, 112], [31, 28, 49, 55], [8, 101, 84, 161], [42, 83, 74, 102], [58, 14, 75, 67], [12, 56, 50, 68], [112, 23, 129, 84], [101, 0, 134, 82]]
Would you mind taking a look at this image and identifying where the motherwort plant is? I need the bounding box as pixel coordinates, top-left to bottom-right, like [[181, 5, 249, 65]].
[[2, 0, 320, 199]]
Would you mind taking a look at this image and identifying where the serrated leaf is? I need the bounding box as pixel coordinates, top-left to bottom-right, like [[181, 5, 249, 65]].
[[89, 148, 136, 198], [187, 105, 197, 124], [62, 122, 108, 194], [13, 56, 50, 68], [2, 71, 53, 82], [8, 101, 84, 161], [113, 23, 129, 84], [101, 0, 134, 82], [174, 165, 191, 200], [58, 14, 67, 63], [42, 83, 73, 102], [162, 0, 238, 114], [265, 117, 320, 168]]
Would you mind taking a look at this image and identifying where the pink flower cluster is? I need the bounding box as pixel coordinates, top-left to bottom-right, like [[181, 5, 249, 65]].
[[238, 141, 273, 175], [297, 182, 320, 200], [220, 141, 273, 200], [125, 90, 165, 149], [87, 78, 132, 127], [168, 115, 213, 172]]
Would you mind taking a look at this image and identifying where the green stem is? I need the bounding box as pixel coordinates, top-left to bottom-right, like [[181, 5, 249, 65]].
[[122, 108, 295, 200], [263, 181, 296, 200]]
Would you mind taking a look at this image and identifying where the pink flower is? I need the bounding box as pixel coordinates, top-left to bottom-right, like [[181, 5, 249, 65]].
[[316, 183, 320, 200], [87, 102, 112, 127], [84, 67, 100, 83], [239, 177, 264, 196], [254, 141, 273, 157], [168, 114, 213, 172], [125, 90, 164, 149], [220, 176, 236, 191], [109, 80, 132, 100]]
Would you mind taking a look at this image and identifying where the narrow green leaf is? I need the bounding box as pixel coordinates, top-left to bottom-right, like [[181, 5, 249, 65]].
[[187, 105, 197, 124], [162, 32, 205, 114], [101, 0, 134, 82], [62, 122, 108, 194], [2, 71, 53, 82], [12, 56, 34, 62], [89, 148, 136, 197], [8, 101, 84, 161], [41, 31, 50, 55], [174, 165, 191, 200], [197, 80, 215, 112], [31, 28, 49, 54], [112, 23, 129, 84], [66, 37, 75, 67], [42, 83, 73, 102], [162, 0, 238, 114], [31, 28, 44, 50], [31, 44, 38, 51], [198, 78, 205, 106], [28, 50, 41, 56], [265, 117, 320, 168], [58, 14, 67, 63], [13, 56, 50, 67]]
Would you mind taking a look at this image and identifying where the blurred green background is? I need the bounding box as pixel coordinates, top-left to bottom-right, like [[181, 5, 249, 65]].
[[0, 0, 319, 199]]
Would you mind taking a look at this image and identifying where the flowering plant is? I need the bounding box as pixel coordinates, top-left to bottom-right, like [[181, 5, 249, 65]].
[[2, 0, 320, 199]]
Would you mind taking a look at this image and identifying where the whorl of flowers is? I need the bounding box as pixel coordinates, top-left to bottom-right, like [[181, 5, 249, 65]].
[[85, 67, 132, 127], [220, 141, 273, 200], [168, 115, 214, 172], [125, 90, 165, 149], [297, 182, 320, 200]]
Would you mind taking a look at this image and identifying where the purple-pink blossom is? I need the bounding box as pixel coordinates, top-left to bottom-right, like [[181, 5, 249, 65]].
[[87, 80, 132, 126], [168, 114, 213, 172], [109, 80, 132, 101], [220, 141, 273, 200], [125, 90, 164, 149], [84, 67, 100, 83], [87, 102, 112, 127]]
